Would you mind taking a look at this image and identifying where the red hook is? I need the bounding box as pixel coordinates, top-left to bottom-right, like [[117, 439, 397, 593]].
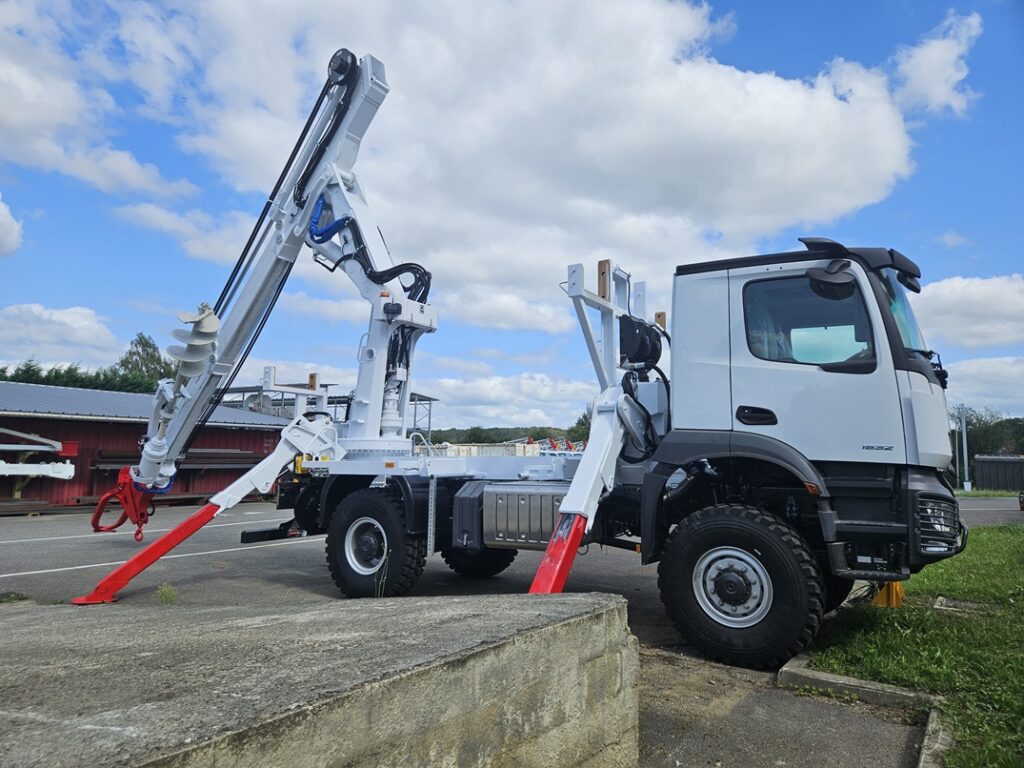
[[91, 466, 154, 540]]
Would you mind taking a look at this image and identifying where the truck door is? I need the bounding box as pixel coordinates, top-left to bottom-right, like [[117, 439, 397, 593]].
[[728, 261, 906, 465]]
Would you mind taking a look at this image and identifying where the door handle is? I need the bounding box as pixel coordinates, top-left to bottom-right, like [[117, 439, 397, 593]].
[[736, 406, 778, 426]]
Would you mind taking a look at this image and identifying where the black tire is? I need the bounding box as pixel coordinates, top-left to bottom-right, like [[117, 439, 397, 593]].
[[326, 488, 425, 598], [293, 483, 324, 534], [657, 503, 824, 668], [822, 573, 855, 614], [440, 546, 517, 578]]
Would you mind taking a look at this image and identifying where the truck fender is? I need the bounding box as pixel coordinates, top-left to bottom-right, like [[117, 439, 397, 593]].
[[640, 430, 834, 563], [317, 474, 428, 535]]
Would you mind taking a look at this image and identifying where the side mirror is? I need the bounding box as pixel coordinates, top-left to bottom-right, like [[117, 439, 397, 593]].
[[806, 259, 855, 300], [897, 272, 921, 293]]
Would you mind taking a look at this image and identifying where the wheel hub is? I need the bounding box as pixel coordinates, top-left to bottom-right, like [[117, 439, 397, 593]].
[[714, 569, 752, 605], [344, 517, 388, 576], [692, 546, 774, 628]]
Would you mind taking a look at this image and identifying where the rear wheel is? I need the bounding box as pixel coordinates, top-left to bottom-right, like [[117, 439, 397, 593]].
[[658, 503, 823, 668], [326, 488, 425, 598], [441, 546, 517, 578], [293, 483, 324, 534]]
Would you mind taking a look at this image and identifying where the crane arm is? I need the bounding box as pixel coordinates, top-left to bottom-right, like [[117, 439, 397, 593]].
[[125, 49, 431, 500]]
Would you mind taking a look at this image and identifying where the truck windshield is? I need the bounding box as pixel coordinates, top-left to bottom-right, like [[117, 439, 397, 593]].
[[878, 268, 928, 354]]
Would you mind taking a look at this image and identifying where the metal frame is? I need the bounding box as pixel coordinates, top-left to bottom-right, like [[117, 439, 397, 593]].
[[0, 427, 74, 480]]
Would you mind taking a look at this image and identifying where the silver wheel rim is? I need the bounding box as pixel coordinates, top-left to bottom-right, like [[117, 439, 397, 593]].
[[692, 546, 773, 628], [344, 516, 388, 576]]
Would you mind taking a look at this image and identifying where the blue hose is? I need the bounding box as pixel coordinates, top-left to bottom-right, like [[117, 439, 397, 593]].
[[309, 195, 352, 244]]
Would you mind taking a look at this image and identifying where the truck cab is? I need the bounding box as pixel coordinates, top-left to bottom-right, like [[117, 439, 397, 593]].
[[638, 237, 965, 666]]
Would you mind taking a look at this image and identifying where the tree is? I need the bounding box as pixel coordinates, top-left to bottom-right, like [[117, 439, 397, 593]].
[[112, 333, 177, 381], [0, 332, 179, 394], [566, 410, 591, 443], [948, 406, 1024, 487]]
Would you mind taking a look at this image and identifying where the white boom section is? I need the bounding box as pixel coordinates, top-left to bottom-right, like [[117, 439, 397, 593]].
[[134, 51, 434, 491], [0, 461, 74, 479], [0, 427, 74, 480], [209, 414, 343, 511]]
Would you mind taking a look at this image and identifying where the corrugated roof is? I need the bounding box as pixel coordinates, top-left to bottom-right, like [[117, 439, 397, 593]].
[[0, 381, 290, 430]]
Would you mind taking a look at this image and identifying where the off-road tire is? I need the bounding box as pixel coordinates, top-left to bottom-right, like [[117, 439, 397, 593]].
[[657, 503, 824, 668], [293, 483, 324, 534], [326, 488, 425, 598], [822, 573, 855, 614], [440, 546, 517, 578]]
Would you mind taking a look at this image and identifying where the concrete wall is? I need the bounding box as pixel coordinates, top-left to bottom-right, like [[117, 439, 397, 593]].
[[143, 601, 638, 768]]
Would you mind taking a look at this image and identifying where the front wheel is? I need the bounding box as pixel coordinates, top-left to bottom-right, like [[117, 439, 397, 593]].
[[326, 488, 425, 598], [658, 503, 823, 668]]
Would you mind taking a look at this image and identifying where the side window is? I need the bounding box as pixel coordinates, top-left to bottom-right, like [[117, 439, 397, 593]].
[[743, 276, 874, 368]]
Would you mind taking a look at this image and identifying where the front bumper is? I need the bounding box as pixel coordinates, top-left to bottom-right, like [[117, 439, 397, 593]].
[[825, 466, 966, 580]]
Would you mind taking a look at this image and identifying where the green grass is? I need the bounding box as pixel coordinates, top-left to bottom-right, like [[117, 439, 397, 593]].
[[809, 525, 1024, 768], [156, 583, 178, 605], [954, 489, 1019, 498]]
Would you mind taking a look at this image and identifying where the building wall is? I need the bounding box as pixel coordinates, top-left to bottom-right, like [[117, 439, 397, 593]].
[[0, 416, 278, 507]]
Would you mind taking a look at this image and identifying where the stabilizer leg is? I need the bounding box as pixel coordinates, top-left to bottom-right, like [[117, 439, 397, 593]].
[[528, 386, 634, 594], [71, 415, 342, 605], [529, 513, 587, 594], [72, 503, 220, 604]]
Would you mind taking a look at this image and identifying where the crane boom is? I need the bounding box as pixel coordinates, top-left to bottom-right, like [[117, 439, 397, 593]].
[[120, 49, 433, 502]]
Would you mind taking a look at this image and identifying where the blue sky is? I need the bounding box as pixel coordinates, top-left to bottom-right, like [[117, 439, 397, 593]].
[[0, 1, 1021, 426]]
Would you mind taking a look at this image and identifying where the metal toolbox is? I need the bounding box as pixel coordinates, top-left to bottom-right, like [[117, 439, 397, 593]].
[[482, 481, 571, 550]]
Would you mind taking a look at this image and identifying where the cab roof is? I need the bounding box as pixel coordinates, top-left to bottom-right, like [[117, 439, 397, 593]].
[[675, 237, 922, 278]]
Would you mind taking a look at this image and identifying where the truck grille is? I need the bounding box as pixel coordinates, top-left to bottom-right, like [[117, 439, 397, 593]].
[[915, 498, 961, 554]]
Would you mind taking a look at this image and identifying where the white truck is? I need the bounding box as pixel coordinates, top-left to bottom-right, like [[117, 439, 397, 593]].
[[75, 49, 966, 668]]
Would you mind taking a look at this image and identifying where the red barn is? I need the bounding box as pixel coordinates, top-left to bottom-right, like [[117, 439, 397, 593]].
[[0, 381, 289, 510]]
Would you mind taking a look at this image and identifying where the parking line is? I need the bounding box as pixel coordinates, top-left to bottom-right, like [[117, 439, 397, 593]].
[[0, 518, 293, 545], [0, 537, 323, 579]]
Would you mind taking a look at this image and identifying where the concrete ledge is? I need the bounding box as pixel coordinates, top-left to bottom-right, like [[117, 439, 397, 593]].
[[0, 593, 639, 768], [778, 654, 936, 709], [916, 708, 953, 768]]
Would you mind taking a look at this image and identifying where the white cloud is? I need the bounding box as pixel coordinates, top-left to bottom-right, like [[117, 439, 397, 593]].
[[0, 194, 22, 255], [0, 303, 123, 367], [937, 229, 970, 249], [438, 291, 575, 334], [946, 358, 1024, 416], [422, 372, 597, 428], [279, 291, 368, 325], [114, 203, 251, 264], [912, 275, 1024, 349], [2, 4, 986, 341], [0, 1, 194, 196], [895, 11, 983, 116], [88, 2, 989, 333], [425, 355, 493, 377]]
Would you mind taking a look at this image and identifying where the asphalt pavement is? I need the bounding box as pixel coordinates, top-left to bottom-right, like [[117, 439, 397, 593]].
[[0, 496, 1015, 631], [1, 496, 1017, 768]]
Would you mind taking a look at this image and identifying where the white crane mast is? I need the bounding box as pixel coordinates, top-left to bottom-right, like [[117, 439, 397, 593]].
[[133, 51, 434, 492]]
